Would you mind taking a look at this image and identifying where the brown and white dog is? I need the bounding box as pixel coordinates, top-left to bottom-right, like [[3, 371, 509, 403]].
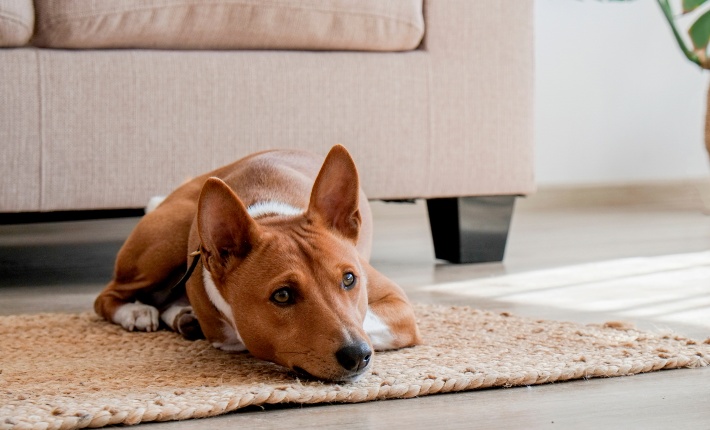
[[94, 145, 421, 382]]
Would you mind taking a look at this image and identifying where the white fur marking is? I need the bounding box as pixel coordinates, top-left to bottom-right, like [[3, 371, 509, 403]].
[[212, 323, 248, 352], [247, 201, 303, 219], [114, 302, 159, 332], [145, 196, 166, 214], [203, 268, 246, 350], [160, 304, 188, 329], [364, 308, 396, 350]]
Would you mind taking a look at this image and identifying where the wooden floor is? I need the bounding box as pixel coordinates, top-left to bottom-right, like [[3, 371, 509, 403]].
[[1, 181, 709, 429]]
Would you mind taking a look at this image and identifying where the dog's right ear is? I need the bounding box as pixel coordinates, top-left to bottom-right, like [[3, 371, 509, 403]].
[[198, 177, 259, 274], [307, 145, 361, 243]]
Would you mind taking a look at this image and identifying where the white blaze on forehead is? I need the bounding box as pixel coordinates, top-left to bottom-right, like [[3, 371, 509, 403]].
[[247, 201, 303, 219]]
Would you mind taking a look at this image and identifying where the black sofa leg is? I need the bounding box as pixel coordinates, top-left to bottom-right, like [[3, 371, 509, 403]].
[[426, 196, 516, 264]]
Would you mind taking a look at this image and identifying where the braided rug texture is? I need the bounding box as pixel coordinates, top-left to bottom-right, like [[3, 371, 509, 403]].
[[2, 304, 709, 430]]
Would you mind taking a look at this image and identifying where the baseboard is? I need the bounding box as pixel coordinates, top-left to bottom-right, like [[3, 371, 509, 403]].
[[519, 178, 710, 212]]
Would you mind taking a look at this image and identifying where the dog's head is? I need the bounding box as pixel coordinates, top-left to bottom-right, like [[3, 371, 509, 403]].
[[197, 145, 373, 382]]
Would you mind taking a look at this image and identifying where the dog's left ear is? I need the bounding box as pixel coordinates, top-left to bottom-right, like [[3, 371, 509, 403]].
[[198, 177, 260, 274], [307, 145, 361, 242]]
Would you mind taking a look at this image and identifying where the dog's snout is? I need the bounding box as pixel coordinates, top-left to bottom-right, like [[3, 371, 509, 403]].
[[335, 341, 372, 372]]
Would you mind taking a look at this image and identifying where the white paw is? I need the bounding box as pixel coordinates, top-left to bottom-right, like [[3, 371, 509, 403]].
[[160, 304, 191, 330], [364, 308, 396, 350], [113, 302, 160, 332]]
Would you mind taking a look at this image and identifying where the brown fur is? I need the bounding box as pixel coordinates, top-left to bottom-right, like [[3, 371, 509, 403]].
[[95, 145, 421, 381]]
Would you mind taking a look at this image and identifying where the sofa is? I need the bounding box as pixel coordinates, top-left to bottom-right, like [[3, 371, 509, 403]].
[[0, 0, 534, 263]]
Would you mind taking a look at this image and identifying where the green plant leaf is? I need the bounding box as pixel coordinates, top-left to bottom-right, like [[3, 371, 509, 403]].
[[656, 0, 702, 67], [683, 0, 708, 13], [689, 9, 710, 50]]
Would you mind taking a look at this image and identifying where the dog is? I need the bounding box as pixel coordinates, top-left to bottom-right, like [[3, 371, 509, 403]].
[[94, 145, 421, 382]]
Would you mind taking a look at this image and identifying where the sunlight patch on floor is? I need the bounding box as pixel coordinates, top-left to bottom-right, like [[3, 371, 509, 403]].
[[422, 252, 710, 330]]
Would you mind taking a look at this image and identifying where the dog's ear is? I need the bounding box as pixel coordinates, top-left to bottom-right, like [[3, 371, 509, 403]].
[[198, 177, 259, 273], [307, 145, 361, 242]]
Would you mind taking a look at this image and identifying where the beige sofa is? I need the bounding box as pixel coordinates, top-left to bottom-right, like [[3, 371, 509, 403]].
[[0, 0, 534, 263]]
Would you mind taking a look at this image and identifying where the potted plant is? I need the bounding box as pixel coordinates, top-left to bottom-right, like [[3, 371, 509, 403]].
[[630, 0, 710, 154], [647, 0, 710, 67]]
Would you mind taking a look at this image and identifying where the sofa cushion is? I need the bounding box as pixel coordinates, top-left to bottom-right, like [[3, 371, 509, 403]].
[[33, 0, 424, 51], [0, 0, 34, 47]]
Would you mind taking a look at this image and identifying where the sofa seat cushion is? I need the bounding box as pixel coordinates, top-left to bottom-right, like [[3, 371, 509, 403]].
[[33, 0, 424, 51], [0, 0, 34, 47]]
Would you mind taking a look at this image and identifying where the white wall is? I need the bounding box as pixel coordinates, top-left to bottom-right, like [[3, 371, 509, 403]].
[[535, 0, 710, 186]]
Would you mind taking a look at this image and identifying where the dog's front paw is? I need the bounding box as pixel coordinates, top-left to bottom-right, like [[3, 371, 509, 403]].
[[113, 302, 159, 332], [174, 307, 204, 340]]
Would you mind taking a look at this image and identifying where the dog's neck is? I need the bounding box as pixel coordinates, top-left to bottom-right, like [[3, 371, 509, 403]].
[[247, 201, 304, 219]]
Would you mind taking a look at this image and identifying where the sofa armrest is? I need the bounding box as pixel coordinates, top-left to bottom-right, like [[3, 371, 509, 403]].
[[420, 0, 535, 197]]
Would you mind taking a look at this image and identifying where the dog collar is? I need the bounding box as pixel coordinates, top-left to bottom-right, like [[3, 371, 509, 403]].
[[163, 248, 202, 303]]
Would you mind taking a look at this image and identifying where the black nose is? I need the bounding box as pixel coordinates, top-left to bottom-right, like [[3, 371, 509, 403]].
[[335, 341, 372, 372]]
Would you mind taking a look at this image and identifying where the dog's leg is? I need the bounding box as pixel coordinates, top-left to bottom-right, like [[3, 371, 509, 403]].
[[94, 197, 198, 332], [113, 301, 160, 332], [363, 261, 422, 350], [160, 295, 204, 340]]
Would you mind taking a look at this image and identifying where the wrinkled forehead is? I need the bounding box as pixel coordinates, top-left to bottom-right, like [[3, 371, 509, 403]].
[[247, 220, 363, 276]]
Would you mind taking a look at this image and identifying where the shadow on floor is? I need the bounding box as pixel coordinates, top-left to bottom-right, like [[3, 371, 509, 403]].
[[0, 241, 122, 287]]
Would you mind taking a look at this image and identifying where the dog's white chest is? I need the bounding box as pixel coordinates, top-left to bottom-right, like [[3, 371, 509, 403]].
[[202, 268, 247, 352]]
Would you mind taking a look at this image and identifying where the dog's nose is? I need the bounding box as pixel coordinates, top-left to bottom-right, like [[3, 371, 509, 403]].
[[335, 341, 372, 372]]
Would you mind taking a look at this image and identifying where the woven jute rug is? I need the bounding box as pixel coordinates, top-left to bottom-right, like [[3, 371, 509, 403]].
[[2, 304, 709, 430]]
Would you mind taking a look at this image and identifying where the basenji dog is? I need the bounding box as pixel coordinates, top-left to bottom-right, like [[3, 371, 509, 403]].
[[94, 145, 421, 382]]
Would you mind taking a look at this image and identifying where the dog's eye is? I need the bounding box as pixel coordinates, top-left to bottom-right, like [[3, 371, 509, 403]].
[[342, 272, 357, 290], [271, 287, 294, 305]]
